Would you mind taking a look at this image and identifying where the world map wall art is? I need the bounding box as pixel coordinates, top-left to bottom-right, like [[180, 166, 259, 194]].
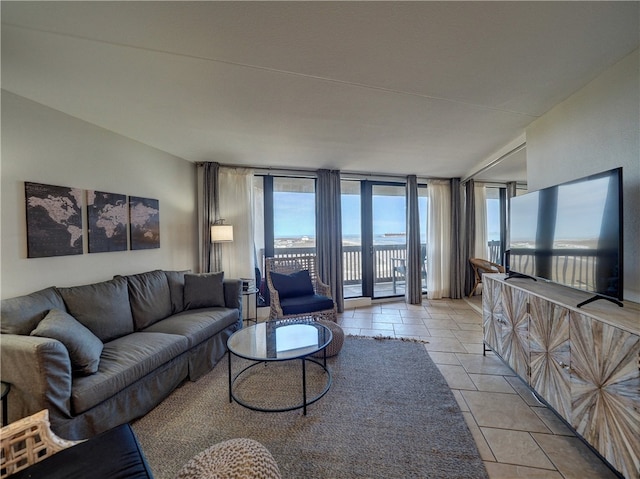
[[87, 190, 128, 253], [25, 182, 84, 258], [129, 196, 160, 250], [25, 182, 160, 258]]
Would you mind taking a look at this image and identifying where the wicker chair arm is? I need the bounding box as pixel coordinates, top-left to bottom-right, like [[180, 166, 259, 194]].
[[268, 287, 284, 318], [0, 410, 82, 478], [315, 280, 332, 298]]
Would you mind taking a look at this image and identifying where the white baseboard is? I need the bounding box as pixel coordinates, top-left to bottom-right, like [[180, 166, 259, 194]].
[[344, 297, 372, 309]]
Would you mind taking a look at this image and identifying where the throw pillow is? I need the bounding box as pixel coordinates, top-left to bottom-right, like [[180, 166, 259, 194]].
[[270, 270, 314, 299], [31, 309, 103, 375], [184, 272, 225, 310]]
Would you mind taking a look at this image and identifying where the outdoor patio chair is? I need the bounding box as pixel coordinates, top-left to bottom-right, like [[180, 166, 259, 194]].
[[265, 255, 337, 322], [468, 257, 505, 297]]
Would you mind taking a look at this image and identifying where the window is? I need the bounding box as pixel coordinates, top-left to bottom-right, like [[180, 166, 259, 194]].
[[273, 177, 316, 251], [254, 176, 316, 272]]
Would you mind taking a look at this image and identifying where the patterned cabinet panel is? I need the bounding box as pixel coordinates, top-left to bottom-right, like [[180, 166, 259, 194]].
[[500, 284, 530, 381], [529, 297, 571, 421], [570, 312, 640, 479], [482, 276, 504, 354]]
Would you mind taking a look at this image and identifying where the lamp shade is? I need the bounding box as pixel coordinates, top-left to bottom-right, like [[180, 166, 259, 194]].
[[211, 224, 234, 243]]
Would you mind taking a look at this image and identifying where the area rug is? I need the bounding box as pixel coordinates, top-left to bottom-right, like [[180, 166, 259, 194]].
[[132, 337, 489, 479]]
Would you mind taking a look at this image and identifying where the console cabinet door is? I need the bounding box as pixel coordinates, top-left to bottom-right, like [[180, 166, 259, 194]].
[[500, 284, 530, 381], [570, 312, 640, 479], [482, 276, 504, 354], [528, 297, 571, 421]]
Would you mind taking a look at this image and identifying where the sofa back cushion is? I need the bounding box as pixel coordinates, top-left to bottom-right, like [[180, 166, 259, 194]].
[[183, 272, 225, 310], [164, 270, 190, 314], [58, 277, 134, 342], [121, 270, 172, 330], [0, 286, 66, 335]]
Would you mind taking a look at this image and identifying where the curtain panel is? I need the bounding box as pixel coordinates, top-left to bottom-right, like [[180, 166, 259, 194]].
[[463, 180, 476, 296], [196, 162, 221, 273], [405, 175, 422, 304], [426, 179, 452, 299], [316, 169, 344, 313], [449, 178, 463, 299], [218, 167, 255, 280], [474, 184, 488, 259]]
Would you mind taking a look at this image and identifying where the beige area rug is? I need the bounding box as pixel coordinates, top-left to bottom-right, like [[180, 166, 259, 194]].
[[132, 337, 489, 479]]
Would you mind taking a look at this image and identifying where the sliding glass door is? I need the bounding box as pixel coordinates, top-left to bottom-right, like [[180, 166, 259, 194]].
[[343, 182, 407, 299], [371, 184, 407, 298]]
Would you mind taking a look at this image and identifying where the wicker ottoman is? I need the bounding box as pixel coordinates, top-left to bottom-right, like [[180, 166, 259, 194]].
[[314, 319, 345, 358], [175, 438, 281, 479]]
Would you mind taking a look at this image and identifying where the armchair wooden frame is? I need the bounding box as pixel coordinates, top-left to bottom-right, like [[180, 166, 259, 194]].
[[265, 255, 337, 322]]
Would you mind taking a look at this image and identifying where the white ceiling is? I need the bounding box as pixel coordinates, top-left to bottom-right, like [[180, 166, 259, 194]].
[[2, 2, 638, 182]]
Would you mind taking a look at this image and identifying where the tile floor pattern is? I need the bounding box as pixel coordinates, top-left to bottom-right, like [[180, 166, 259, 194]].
[[337, 297, 620, 479]]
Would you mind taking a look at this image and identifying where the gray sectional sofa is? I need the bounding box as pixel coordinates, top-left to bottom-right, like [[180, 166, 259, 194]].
[[0, 269, 242, 440]]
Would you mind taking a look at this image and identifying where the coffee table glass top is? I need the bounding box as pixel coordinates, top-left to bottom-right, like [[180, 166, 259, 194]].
[[228, 321, 332, 361]]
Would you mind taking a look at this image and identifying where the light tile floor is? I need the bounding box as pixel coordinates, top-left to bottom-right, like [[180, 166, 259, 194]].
[[336, 297, 619, 479]]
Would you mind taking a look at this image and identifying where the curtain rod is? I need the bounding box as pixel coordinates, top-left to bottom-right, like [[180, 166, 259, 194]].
[[461, 141, 526, 185], [214, 163, 448, 183], [201, 162, 478, 184]]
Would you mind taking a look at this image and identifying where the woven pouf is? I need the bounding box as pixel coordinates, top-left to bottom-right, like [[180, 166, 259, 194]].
[[174, 438, 281, 479], [313, 319, 345, 358]]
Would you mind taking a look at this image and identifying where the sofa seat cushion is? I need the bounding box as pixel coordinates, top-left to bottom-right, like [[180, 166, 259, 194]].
[[280, 295, 335, 316], [1, 286, 66, 335], [121, 270, 173, 330], [142, 308, 239, 347], [71, 332, 188, 414], [58, 277, 134, 342]]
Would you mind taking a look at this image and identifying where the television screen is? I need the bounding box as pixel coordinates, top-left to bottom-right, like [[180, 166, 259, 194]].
[[508, 167, 623, 303]]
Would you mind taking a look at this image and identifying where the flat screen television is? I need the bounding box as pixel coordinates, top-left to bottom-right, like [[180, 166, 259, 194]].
[[506, 167, 623, 308]]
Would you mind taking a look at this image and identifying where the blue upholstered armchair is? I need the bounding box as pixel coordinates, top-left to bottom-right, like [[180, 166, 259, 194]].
[[265, 256, 337, 322]]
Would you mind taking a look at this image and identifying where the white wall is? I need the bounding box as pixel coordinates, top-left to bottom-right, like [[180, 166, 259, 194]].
[[526, 49, 639, 302], [1, 92, 199, 298]]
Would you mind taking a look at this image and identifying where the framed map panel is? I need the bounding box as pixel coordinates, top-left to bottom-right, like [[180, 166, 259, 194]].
[[25, 182, 83, 258], [87, 190, 128, 253], [129, 196, 160, 250]]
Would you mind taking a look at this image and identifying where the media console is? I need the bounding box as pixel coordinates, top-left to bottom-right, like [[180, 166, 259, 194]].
[[482, 273, 639, 479]]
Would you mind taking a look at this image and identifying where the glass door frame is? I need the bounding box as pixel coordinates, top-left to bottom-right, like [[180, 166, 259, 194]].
[[360, 180, 407, 299]]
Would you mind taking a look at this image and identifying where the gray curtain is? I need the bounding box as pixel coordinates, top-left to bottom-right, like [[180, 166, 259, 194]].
[[464, 180, 476, 295], [316, 169, 344, 313], [198, 162, 221, 273], [449, 178, 463, 298], [405, 175, 422, 304]]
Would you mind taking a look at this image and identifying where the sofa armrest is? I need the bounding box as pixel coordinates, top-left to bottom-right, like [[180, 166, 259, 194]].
[[0, 334, 72, 424], [223, 279, 242, 311]]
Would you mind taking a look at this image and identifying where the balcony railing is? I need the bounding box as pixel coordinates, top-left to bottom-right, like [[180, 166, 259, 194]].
[[510, 249, 600, 292], [260, 242, 600, 298], [263, 244, 409, 285]]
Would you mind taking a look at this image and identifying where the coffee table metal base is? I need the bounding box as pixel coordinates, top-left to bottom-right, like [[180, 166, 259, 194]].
[[228, 354, 332, 415]]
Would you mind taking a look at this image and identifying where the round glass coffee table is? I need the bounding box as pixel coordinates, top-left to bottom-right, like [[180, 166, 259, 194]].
[[227, 320, 332, 415]]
